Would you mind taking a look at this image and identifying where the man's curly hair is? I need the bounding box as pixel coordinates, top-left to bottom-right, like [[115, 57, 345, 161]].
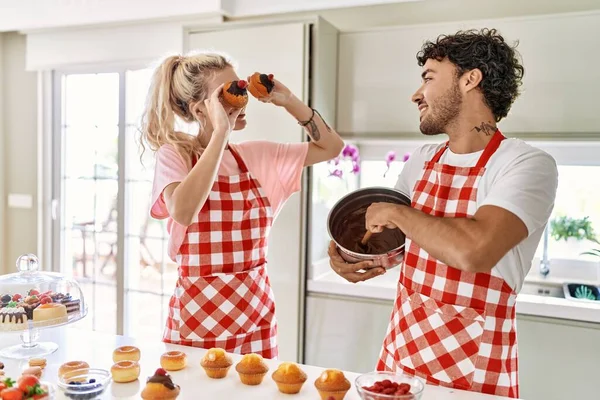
[[416, 28, 524, 122]]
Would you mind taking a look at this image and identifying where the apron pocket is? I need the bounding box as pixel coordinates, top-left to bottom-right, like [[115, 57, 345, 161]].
[[387, 289, 486, 389], [178, 270, 275, 341]]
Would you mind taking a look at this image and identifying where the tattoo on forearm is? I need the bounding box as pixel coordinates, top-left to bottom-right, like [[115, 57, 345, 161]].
[[314, 109, 332, 132], [299, 108, 333, 142], [306, 119, 321, 141], [471, 122, 497, 136]]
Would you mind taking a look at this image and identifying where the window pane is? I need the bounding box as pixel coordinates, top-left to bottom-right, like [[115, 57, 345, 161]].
[[310, 161, 358, 269], [126, 69, 153, 125], [359, 160, 406, 189], [95, 179, 118, 233], [64, 179, 96, 230], [126, 126, 155, 182], [125, 236, 165, 293], [126, 181, 165, 238], [64, 73, 119, 127], [127, 292, 167, 342], [536, 165, 600, 262]]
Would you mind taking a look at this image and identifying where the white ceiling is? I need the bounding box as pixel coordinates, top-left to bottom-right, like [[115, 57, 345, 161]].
[[1, 0, 599, 33]]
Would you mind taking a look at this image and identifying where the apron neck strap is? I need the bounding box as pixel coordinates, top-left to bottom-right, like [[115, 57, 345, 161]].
[[429, 130, 506, 168], [190, 144, 249, 173], [228, 144, 249, 173]]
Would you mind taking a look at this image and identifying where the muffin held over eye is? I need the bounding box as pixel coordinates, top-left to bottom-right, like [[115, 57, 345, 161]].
[[221, 80, 249, 109], [200, 348, 233, 379], [235, 353, 269, 385], [314, 369, 351, 400], [271, 362, 307, 394]]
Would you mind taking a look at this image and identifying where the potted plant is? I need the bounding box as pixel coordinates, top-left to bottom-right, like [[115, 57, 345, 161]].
[[550, 216, 596, 258]]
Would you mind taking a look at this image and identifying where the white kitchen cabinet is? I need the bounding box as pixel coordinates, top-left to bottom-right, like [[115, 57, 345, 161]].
[[187, 19, 339, 363], [305, 292, 600, 399], [337, 12, 600, 135], [305, 293, 393, 372]]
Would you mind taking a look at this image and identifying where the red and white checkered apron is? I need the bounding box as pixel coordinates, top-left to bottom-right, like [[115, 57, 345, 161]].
[[377, 131, 519, 398], [163, 145, 278, 358]]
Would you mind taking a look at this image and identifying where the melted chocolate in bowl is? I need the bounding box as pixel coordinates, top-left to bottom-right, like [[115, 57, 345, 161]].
[[328, 187, 411, 262], [334, 206, 405, 255]]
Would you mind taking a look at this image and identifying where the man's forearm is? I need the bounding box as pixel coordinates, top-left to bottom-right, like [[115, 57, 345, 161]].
[[388, 205, 490, 272]]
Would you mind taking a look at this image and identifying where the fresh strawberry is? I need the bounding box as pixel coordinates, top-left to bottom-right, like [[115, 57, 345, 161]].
[[11, 294, 21, 302], [0, 387, 23, 400], [17, 376, 38, 394], [155, 368, 167, 376], [28, 290, 39, 296], [39, 297, 51, 305]]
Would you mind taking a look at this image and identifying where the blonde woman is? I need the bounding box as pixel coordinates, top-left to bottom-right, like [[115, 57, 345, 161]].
[[140, 52, 344, 358]]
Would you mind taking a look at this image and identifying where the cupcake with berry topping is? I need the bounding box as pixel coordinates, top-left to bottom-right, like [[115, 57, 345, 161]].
[[141, 368, 180, 400]]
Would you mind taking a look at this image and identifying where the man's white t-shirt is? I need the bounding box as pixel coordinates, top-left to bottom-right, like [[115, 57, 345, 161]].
[[394, 138, 559, 292]]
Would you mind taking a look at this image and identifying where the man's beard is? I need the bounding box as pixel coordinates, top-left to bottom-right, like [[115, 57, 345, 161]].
[[420, 83, 462, 136]]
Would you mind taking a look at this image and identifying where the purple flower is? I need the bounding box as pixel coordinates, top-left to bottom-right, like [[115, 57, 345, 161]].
[[402, 152, 411, 162], [385, 151, 396, 166], [328, 156, 341, 166], [342, 144, 359, 162], [329, 169, 343, 178], [351, 161, 360, 174]]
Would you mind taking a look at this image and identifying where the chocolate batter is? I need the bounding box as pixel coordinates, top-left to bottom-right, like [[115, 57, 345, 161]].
[[334, 205, 405, 255]]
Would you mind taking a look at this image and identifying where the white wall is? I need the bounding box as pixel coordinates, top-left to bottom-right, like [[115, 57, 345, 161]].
[[0, 34, 4, 273], [1, 33, 38, 274], [337, 11, 600, 135]]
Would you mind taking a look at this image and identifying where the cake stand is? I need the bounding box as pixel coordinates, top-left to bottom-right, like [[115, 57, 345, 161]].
[[0, 254, 88, 359]]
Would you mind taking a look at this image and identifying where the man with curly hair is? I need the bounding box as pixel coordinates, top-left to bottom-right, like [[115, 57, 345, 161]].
[[329, 29, 558, 397]]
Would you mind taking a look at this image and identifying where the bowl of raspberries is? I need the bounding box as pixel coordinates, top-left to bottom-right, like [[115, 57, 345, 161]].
[[355, 371, 424, 400]]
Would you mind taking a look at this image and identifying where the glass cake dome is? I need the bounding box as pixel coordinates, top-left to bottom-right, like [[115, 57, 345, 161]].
[[0, 253, 88, 359]]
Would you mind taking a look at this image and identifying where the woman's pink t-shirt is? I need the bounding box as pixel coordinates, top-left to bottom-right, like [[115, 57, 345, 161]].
[[150, 141, 309, 261]]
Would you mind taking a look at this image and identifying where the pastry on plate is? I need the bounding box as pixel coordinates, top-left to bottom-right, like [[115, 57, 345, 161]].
[[160, 351, 187, 371], [271, 362, 307, 394], [314, 369, 351, 400], [0, 302, 28, 331], [113, 346, 141, 362], [200, 348, 232, 379], [32, 303, 67, 326], [111, 360, 140, 383], [235, 353, 269, 386], [140, 368, 180, 400]]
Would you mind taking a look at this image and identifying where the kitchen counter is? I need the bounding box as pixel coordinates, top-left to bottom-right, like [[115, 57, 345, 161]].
[[307, 268, 600, 324], [0, 328, 514, 399]]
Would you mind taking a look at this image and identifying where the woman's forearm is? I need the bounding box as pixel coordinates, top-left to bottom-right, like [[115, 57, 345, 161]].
[[166, 132, 228, 226]]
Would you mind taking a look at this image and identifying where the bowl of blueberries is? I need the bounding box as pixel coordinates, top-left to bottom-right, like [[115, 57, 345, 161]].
[[56, 368, 111, 399]]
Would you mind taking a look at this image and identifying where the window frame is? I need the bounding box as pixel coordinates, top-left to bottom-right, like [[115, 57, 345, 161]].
[[46, 62, 171, 337], [351, 136, 600, 273]]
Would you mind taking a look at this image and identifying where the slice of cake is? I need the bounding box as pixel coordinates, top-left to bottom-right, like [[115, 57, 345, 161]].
[[0, 302, 29, 331]]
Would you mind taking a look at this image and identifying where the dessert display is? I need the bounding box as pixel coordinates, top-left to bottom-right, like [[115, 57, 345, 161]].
[[160, 351, 187, 371], [362, 379, 412, 396], [58, 362, 89, 381], [0, 255, 86, 346], [247, 72, 275, 99], [200, 348, 233, 379], [221, 80, 249, 109], [112, 346, 141, 363], [27, 360, 45, 370], [235, 353, 269, 386], [271, 362, 307, 394], [0, 374, 51, 400], [140, 368, 180, 400], [314, 369, 351, 400], [110, 361, 140, 383]]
